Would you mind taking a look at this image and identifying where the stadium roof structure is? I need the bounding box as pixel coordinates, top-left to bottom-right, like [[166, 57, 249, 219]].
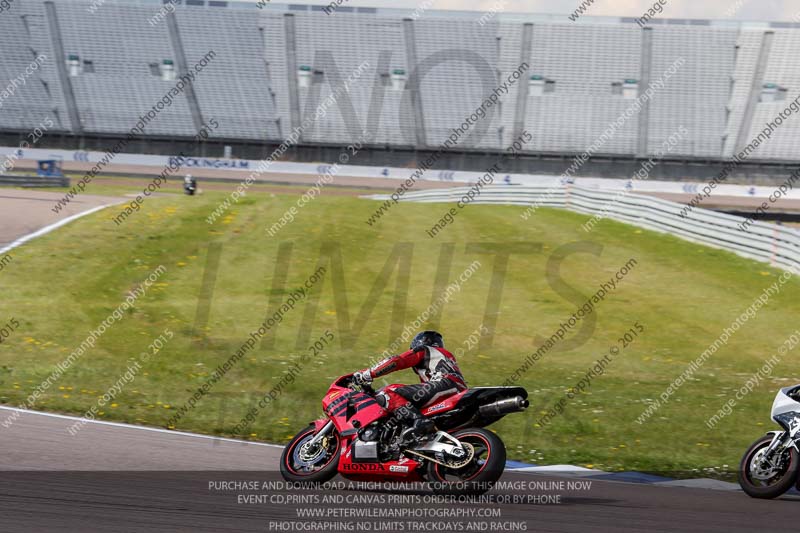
[[90, 0, 800, 28]]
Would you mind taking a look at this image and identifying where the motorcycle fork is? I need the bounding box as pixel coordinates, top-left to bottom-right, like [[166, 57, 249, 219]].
[[308, 420, 334, 447], [762, 431, 797, 468]]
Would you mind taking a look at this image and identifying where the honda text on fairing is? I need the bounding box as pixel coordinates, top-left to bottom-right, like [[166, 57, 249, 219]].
[[279, 372, 529, 494], [739, 384, 800, 498]]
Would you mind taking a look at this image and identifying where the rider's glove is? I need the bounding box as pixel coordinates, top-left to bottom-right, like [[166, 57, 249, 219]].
[[353, 370, 373, 385]]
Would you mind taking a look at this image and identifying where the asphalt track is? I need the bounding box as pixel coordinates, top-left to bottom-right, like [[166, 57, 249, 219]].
[[0, 189, 121, 250], [0, 407, 798, 533]]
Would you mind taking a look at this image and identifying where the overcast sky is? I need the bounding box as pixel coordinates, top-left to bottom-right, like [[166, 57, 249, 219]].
[[273, 0, 799, 22]]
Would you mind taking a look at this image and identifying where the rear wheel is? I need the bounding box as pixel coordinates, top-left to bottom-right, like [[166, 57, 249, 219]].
[[426, 428, 506, 495], [280, 424, 340, 483], [739, 434, 798, 499]]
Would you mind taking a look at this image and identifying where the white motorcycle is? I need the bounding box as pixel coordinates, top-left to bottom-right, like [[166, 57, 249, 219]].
[[739, 385, 800, 498], [183, 175, 197, 196]]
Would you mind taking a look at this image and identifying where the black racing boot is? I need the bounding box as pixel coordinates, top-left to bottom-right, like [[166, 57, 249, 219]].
[[398, 405, 435, 447]]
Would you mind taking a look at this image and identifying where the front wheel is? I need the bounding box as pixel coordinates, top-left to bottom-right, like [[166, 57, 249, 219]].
[[426, 428, 506, 495], [739, 434, 798, 499], [280, 424, 340, 483]]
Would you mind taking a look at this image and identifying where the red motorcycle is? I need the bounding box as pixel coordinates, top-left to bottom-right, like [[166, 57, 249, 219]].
[[280, 373, 529, 494]]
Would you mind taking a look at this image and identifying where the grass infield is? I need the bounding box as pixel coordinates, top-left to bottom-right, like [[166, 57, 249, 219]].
[[1, 182, 798, 477]]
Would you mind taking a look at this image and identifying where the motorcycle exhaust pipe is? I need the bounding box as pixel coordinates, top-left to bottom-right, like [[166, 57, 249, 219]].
[[479, 396, 529, 417]]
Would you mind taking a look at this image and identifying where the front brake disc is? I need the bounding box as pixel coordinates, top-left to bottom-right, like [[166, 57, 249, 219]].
[[750, 448, 781, 481]]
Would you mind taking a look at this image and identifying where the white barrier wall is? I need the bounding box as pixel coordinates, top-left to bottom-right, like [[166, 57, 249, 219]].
[[2, 145, 799, 201], [365, 185, 800, 273]]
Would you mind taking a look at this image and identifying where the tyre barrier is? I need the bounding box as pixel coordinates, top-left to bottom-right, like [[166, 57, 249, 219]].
[[0, 174, 70, 188]]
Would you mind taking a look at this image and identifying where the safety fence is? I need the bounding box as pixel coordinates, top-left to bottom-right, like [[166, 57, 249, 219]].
[[365, 185, 800, 273]]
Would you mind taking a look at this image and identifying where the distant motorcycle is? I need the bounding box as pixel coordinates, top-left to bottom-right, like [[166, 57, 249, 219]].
[[183, 175, 196, 196], [280, 373, 529, 494], [739, 384, 800, 498]]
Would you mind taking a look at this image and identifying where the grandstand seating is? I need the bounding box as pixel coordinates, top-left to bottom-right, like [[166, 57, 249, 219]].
[[55, 1, 196, 136], [746, 29, 800, 159], [1, 0, 799, 162], [723, 30, 765, 158], [281, 11, 411, 146], [176, 8, 281, 139], [1, 3, 71, 131], [412, 18, 501, 150], [524, 23, 641, 155], [648, 26, 738, 157]]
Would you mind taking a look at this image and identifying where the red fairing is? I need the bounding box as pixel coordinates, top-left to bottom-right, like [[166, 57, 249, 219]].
[[338, 441, 424, 482], [421, 389, 468, 417], [312, 418, 329, 433], [381, 383, 416, 411], [304, 374, 481, 484], [322, 383, 387, 435]]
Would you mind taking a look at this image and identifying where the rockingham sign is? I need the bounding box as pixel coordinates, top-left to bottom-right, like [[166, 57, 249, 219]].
[[171, 156, 250, 170]]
